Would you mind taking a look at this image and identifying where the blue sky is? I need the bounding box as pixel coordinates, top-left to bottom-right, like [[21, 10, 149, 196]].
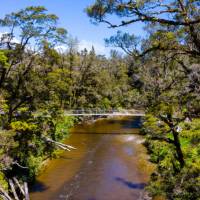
[[0, 0, 145, 55]]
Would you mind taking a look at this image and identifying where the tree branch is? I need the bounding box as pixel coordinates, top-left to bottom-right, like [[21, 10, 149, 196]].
[[149, 136, 174, 144]]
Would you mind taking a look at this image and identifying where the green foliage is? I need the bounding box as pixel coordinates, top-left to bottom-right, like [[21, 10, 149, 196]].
[[55, 116, 75, 140], [0, 51, 9, 68], [0, 172, 8, 190], [181, 119, 200, 144], [26, 155, 44, 179], [143, 115, 200, 199], [11, 121, 37, 132]]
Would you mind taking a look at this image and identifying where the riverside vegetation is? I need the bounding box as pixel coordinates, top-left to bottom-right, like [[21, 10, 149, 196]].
[[0, 1, 200, 199]]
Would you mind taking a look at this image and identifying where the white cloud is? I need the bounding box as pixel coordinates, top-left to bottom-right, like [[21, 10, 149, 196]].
[[0, 32, 20, 44], [0, 32, 111, 56], [54, 45, 68, 53], [79, 40, 110, 56], [55, 40, 111, 56]]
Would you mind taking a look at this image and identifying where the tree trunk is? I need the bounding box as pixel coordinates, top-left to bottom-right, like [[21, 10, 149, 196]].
[[172, 129, 185, 168], [163, 114, 185, 169], [7, 106, 13, 124], [0, 68, 6, 88]]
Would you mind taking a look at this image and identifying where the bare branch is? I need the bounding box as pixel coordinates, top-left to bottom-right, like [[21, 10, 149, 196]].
[[13, 177, 25, 196], [24, 182, 30, 200], [42, 137, 76, 151], [149, 136, 174, 144], [12, 161, 28, 169], [8, 179, 19, 200], [0, 185, 12, 200]]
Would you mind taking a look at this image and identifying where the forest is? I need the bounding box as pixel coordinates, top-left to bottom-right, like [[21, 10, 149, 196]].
[[0, 1, 200, 200]]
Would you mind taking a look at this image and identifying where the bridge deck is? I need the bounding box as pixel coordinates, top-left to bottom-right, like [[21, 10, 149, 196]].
[[64, 112, 145, 117]]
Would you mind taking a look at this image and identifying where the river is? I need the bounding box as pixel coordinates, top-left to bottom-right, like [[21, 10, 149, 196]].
[[30, 117, 154, 200]]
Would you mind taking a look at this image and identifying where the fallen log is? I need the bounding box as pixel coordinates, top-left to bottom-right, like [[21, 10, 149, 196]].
[[42, 137, 76, 151]]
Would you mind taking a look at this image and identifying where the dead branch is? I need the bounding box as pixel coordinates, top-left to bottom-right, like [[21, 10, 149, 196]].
[[8, 179, 19, 200], [24, 182, 29, 200], [12, 162, 28, 169], [13, 178, 25, 196], [0, 185, 12, 200], [43, 137, 76, 151], [149, 136, 174, 144]]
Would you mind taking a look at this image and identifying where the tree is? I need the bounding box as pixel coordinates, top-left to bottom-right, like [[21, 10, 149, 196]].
[[0, 7, 75, 200], [0, 6, 68, 124], [87, 0, 200, 54]]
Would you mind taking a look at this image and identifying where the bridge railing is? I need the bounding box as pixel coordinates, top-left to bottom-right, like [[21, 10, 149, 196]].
[[66, 109, 120, 114], [64, 109, 145, 116]]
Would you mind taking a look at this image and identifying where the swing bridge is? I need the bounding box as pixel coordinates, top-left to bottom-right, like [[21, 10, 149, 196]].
[[64, 109, 145, 117]]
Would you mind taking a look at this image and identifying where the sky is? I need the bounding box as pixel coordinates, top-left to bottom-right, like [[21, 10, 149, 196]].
[[0, 0, 145, 56]]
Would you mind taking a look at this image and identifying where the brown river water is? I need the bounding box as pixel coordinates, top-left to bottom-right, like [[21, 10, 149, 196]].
[[30, 117, 154, 200]]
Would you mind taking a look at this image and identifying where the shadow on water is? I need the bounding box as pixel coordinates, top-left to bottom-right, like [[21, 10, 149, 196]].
[[106, 117, 142, 128], [115, 177, 146, 190], [30, 181, 49, 192], [121, 117, 143, 129]]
